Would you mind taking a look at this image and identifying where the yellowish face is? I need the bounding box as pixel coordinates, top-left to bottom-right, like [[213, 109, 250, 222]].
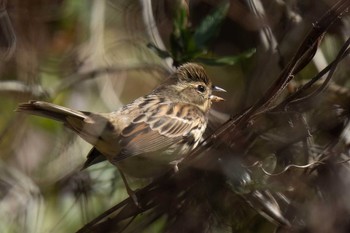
[[155, 63, 225, 112], [177, 81, 213, 112], [174, 80, 224, 113]]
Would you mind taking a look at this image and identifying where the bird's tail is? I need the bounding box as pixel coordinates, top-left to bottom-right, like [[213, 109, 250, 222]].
[[16, 101, 117, 157], [16, 100, 88, 123]]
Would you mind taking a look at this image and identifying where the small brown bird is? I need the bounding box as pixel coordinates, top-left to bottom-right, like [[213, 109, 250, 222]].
[[16, 63, 225, 200]]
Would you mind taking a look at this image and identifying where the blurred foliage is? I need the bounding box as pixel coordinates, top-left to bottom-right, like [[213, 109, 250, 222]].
[[0, 0, 350, 233], [148, 0, 255, 67]]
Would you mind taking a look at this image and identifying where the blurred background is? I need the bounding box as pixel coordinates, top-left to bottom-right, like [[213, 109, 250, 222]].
[[0, 0, 350, 232]]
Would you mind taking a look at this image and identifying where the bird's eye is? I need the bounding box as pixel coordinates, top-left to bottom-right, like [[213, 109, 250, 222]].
[[197, 85, 206, 93]]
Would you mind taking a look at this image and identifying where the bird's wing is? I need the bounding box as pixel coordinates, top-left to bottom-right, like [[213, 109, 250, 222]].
[[114, 103, 206, 162]]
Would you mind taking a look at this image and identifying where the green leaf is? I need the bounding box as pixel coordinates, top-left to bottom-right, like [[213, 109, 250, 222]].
[[194, 1, 230, 49], [176, 6, 188, 31]]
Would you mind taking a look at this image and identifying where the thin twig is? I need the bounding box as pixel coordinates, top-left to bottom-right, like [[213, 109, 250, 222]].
[[244, 160, 324, 176], [55, 64, 169, 95], [279, 38, 350, 110]]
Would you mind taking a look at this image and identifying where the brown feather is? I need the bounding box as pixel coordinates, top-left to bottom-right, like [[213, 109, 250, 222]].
[[16, 63, 224, 178], [115, 103, 206, 161]]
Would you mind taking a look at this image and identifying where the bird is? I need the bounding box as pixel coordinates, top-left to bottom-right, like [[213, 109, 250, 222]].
[[16, 63, 225, 203]]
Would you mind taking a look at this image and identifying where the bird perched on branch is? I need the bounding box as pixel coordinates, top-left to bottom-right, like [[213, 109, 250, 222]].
[[16, 63, 225, 203]]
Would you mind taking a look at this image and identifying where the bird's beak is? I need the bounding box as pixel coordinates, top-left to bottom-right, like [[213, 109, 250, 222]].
[[210, 85, 226, 102]]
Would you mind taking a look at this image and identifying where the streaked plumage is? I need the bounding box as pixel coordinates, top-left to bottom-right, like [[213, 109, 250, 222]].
[[16, 63, 225, 178]]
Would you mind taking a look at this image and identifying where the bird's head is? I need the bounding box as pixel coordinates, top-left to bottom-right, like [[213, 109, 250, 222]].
[[167, 63, 226, 112]]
